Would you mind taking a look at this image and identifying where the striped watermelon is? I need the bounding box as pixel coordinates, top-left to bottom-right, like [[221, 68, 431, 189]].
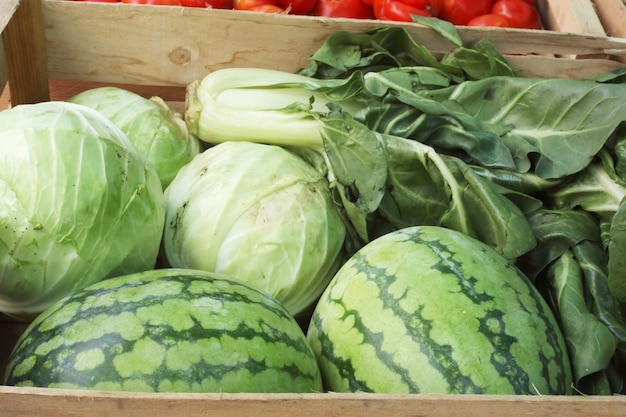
[[307, 226, 573, 395], [4, 269, 322, 393]]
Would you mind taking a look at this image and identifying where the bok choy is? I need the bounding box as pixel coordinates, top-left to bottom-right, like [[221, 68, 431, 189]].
[[185, 68, 364, 149]]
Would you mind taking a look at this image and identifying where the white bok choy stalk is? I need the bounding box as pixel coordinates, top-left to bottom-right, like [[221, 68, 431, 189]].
[[185, 68, 364, 149]]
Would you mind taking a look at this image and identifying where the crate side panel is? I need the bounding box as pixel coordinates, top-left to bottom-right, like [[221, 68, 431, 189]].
[[42, 1, 626, 87], [2, 387, 626, 417]]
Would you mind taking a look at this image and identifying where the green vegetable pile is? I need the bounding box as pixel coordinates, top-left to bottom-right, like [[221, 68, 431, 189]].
[[3, 17, 626, 396], [185, 19, 626, 395]]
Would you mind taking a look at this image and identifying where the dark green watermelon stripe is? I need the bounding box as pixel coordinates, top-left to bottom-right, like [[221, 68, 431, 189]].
[[309, 312, 372, 392]]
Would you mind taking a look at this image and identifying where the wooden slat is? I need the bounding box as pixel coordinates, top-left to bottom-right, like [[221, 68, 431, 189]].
[[593, 0, 626, 38], [1, 386, 626, 417], [0, 0, 19, 34], [0, 38, 7, 99], [593, 0, 626, 63], [537, 0, 606, 36], [41, 1, 626, 88], [0, 0, 19, 95], [2, 0, 50, 105]]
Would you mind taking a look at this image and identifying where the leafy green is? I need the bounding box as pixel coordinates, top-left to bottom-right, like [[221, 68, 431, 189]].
[[303, 26, 626, 394], [183, 23, 626, 394], [518, 208, 626, 394], [609, 198, 626, 302], [546, 249, 617, 393], [300, 26, 462, 80], [550, 152, 626, 223], [321, 111, 535, 259]]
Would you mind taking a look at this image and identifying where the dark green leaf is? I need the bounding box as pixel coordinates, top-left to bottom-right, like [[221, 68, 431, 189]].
[[409, 15, 462, 47], [437, 156, 536, 259], [299, 27, 462, 79], [321, 112, 388, 242], [442, 38, 521, 80], [549, 157, 626, 223], [422, 76, 626, 178], [547, 250, 617, 388], [517, 209, 600, 281], [470, 165, 564, 194], [608, 197, 626, 302], [573, 240, 626, 351], [612, 124, 626, 182]]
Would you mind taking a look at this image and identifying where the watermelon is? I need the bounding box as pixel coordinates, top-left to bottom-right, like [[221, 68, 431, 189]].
[[307, 226, 573, 395], [4, 269, 322, 393]]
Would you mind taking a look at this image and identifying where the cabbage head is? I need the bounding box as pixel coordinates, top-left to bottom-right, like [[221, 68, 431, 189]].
[[162, 141, 346, 317], [68, 87, 201, 189], [0, 102, 165, 319]]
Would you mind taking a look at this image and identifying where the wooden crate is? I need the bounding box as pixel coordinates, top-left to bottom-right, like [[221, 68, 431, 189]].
[[2, 0, 626, 415]]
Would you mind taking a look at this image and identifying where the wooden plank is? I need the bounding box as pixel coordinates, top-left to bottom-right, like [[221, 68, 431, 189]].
[[2, 0, 50, 105], [593, 0, 626, 62], [593, 0, 626, 38], [1, 386, 626, 417], [0, 0, 19, 34], [0, 0, 19, 96], [0, 37, 7, 99], [41, 1, 626, 88], [537, 0, 606, 36]]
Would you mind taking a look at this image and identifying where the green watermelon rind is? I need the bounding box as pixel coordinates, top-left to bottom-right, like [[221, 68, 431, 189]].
[[307, 226, 573, 395], [4, 269, 323, 393]]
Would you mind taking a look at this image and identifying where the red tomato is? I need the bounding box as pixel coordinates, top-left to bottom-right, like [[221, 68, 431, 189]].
[[428, 0, 441, 16], [311, 0, 374, 19], [249, 3, 286, 11], [399, 0, 441, 16], [121, 0, 181, 4], [466, 13, 509, 27], [491, 0, 541, 29], [439, 0, 492, 25], [233, 0, 275, 10], [276, 0, 317, 14], [180, 0, 228, 7], [378, 0, 430, 21]]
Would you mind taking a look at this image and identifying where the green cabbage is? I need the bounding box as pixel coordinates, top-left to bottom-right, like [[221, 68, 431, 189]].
[[162, 141, 346, 317], [68, 87, 200, 189], [0, 101, 165, 319]]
